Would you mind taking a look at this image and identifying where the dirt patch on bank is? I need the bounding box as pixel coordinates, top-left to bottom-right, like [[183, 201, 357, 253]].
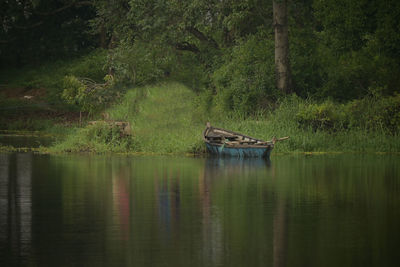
[[1, 87, 47, 100], [1, 86, 84, 128]]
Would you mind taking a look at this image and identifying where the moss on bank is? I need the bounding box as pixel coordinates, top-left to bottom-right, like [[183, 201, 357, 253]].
[[46, 82, 400, 154]]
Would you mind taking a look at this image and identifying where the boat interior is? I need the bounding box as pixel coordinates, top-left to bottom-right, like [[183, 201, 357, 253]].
[[204, 126, 270, 146]]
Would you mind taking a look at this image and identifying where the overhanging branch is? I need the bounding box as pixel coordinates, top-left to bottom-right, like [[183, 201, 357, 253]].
[[186, 27, 219, 50], [34, 1, 93, 16], [14, 21, 44, 30], [175, 42, 200, 53], [8, 1, 93, 31]]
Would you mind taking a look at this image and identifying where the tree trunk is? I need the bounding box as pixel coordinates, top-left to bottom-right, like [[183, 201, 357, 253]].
[[273, 0, 292, 94], [99, 23, 107, 49]]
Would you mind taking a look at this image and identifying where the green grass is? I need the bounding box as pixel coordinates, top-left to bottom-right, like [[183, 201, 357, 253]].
[[47, 82, 400, 154], [48, 83, 205, 154], [115, 83, 205, 153]]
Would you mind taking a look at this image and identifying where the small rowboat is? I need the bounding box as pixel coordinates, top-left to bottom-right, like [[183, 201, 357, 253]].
[[203, 122, 289, 158]]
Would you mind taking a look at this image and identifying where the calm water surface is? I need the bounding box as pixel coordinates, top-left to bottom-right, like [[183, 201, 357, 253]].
[[0, 153, 399, 266]]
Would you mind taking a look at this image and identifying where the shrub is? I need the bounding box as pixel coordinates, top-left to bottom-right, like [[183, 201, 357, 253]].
[[107, 41, 174, 85], [50, 122, 134, 153], [296, 100, 347, 131], [346, 93, 400, 133], [65, 49, 108, 81], [212, 34, 276, 115], [86, 122, 125, 146], [61, 75, 118, 116], [295, 94, 400, 134]]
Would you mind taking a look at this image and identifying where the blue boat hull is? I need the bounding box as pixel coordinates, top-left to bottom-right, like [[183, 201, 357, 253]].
[[206, 143, 273, 158]]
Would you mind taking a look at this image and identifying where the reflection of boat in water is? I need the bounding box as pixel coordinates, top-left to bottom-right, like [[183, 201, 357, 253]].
[[206, 157, 271, 170], [204, 157, 273, 180], [203, 123, 288, 158]]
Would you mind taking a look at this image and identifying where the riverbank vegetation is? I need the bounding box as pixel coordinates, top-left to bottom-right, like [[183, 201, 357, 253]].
[[0, 49, 107, 131], [46, 82, 400, 154], [1, 0, 399, 154]]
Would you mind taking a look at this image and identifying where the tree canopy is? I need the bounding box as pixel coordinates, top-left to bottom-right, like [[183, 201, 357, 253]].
[[1, 0, 399, 113], [0, 0, 96, 66]]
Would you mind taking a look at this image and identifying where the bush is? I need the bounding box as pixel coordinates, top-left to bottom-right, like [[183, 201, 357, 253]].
[[212, 34, 276, 115], [50, 122, 133, 153], [86, 122, 126, 146], [296, 100, 347, 131], [61, 75, 118, 116], [65, 49, 108, 81], [108, 41, 174, 85], [295, 94, 400, 134], [346, 92, 400, 133]]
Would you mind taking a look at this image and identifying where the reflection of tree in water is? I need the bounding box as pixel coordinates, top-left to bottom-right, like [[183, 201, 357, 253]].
[[0, 153, 32, 264], [273, 196, 287, 267], [112, 169, 131, 240], [154, 168, 180, 242], [199, 166, 223, 266], [204, 157, 286, 266], [205, 157, 271, 176], [270, 158, 288, 267]]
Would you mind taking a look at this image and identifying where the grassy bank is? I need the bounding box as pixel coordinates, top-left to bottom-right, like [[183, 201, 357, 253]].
[[47, 83, 205, 154], [46, 82, 400, 154]]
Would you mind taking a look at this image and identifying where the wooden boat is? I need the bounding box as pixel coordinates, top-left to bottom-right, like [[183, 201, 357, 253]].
[[203, 122, 288, 158]]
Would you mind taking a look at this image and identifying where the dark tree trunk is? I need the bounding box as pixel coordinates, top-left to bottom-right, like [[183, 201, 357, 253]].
[[273, 0, 292, 94], [99, 24, 107, 49]]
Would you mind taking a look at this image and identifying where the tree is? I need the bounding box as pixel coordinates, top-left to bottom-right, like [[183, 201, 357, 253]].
[[313, 0, 400, 98], [0, 0, 96, 67], [273, 0, 292, 94]]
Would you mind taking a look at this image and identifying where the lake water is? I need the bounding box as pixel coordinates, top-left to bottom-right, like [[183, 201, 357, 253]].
[[0, 152, 399, 266]]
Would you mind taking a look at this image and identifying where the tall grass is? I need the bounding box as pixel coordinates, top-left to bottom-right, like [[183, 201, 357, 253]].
[[109, 82, 206, 153], [48, 82, 400, 154]]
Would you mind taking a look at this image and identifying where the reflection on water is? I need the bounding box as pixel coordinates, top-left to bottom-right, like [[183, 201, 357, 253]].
[[0, 154, 399, 266], [0, 153, 32, 265]]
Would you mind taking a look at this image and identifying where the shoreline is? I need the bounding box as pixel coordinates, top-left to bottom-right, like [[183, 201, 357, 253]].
[[2, 83, 400, 155], [1, 141, 399, 156]]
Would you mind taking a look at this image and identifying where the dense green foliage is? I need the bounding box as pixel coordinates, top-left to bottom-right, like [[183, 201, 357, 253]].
[[2, 0, 400, 109], [297, 93, 400, 134], [90, 0, 400, 109], [89, 0, 400, 114], [0, 0, 96, 67]]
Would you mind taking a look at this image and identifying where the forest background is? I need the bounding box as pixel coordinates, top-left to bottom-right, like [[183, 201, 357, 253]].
[[1, 0, 399, 154]]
